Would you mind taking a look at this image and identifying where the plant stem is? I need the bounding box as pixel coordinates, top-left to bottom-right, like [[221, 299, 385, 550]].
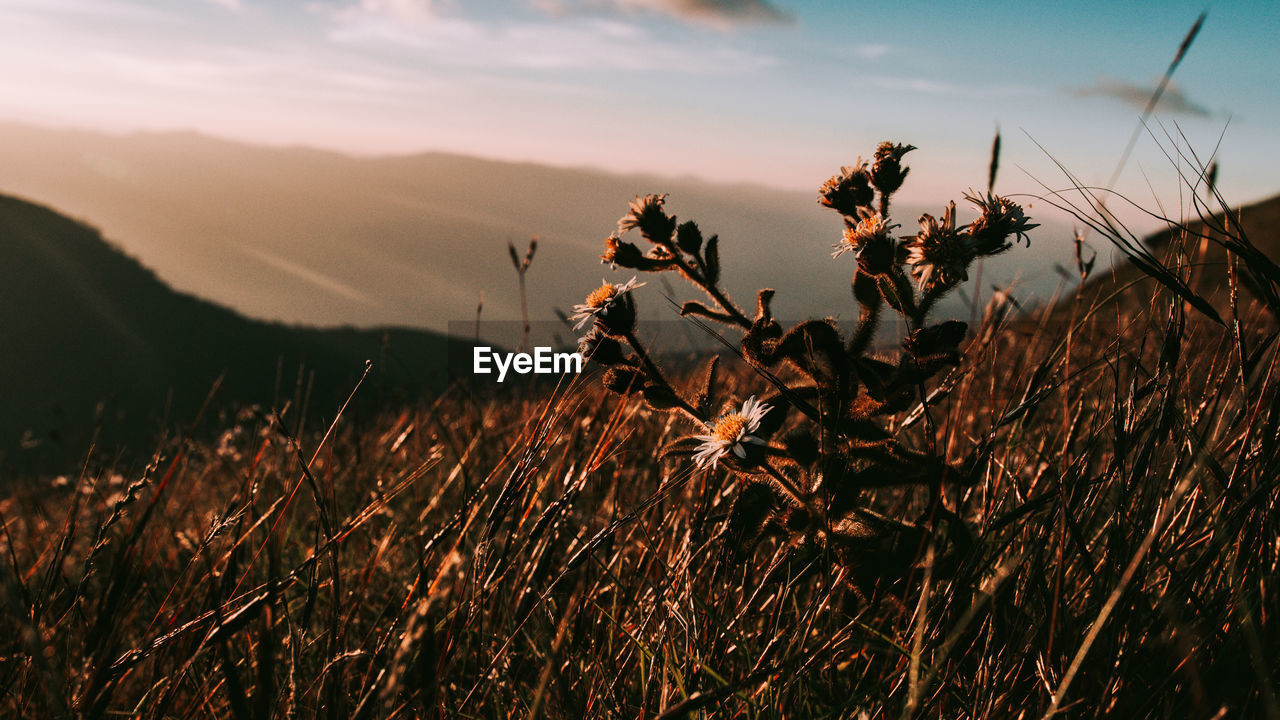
[[623, 330, 703, 422], [671, 255, 751, 328]]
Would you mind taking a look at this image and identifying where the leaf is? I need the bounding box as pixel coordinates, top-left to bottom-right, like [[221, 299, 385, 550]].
[[1244, 329, 1280, 377], [775, 319, 846, 387], [904, 320, 967, 358], [781, 428, 819, 467], [853, 269, 881, 311], [691, 355, 719, 417], [724, 482, 778, 557], [642, 383, 682, 410], [877, 269, 917, 317], [852, 357, 896, 401], [1127, 254, 1225, 326], [676, 221, 703, 254], [754, 288, 776, 323], [742, 316, 783, 366], [836, 417, 892, 443], [680, 300, 734, 324], [659, 436, 704, 461], [703, 234, 721, 284]]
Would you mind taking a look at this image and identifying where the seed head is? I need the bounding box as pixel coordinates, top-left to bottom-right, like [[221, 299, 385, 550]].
[[618, 194, 677, 245], [818, 162, 875, 217], [906, 201, 971, 293], [602, 366, 644, 394], [579, 326, 628, 365], [601, 235, 646, 269], [870, 142, 916, 196], [963, 191, 1038, 255], [832, 208, 896, 263]]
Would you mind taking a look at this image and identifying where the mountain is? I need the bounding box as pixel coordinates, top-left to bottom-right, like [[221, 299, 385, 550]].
[[0, 122, 1073, 337], [1055, 192, 1280, 320], [0, 194, 448, 473]]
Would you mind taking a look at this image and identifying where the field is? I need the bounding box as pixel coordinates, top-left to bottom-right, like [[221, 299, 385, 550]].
[[2, 137, 1278, 720]]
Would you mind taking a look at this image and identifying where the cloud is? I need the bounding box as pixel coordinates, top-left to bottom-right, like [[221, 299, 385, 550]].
[[854, 44, 890, 60], [536, 0, 793, 27], [627, 0, 791, 25], [322, 3, 776, 74], [1071, 76, 1210, 117], [202, 0, 243, 10], [335, 0, 443, 26]]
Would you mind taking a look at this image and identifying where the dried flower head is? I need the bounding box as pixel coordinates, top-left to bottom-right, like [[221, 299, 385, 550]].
[[870, 142, 916, 196], [602, 366, 644, 394], [905, 201, 971, 293], [693, 396, 771, 469], [601, 235, 645, 269], [578, 326, 628, 365], [832, 208, 896, 259], [818, 162, 875, 217], [618, 194, 677, 244], [569, 276, 645, 332], [963, 191, 1038, 255]]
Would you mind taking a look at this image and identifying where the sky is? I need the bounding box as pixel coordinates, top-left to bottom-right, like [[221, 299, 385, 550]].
[[0, 0, 1277, 222]]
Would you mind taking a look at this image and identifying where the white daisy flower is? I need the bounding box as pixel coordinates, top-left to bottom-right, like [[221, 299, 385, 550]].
[[693, 396, 771, 469], [569, 276, 645, 331], [832, 208, 894, 259]]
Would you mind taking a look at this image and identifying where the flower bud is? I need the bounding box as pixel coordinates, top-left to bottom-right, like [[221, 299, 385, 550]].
[[579, 327, 628, 365], [602, 367, 644, 395], [601, 235, 645, 269], [870, 142, 915, 196], [818, 163, 875, 217], [675, 221, 703, 254]]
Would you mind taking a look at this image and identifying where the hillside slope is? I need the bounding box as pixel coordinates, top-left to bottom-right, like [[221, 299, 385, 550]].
[[0, 194, 447, 472], [1049, 192, 1280, 323], [0, 122, 1073, 333]]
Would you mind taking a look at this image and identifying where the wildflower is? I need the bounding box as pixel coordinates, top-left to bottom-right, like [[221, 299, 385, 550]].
[[569, 276, 644, 333], [818, 162, 875, 217], [618, 193, 677, 244], [905, 201, 970, 293], [963, 190, 1038, 255], [693, 396, 771, 469], [578, 326, 628, 365], [601, 235, 645, 269], [870, 142, 916, 196], [832, 208, 896, 259]]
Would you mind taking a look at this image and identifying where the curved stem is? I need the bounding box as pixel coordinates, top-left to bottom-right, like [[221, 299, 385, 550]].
[[623, 330, 704, 423], [671, 255, 752, 328]]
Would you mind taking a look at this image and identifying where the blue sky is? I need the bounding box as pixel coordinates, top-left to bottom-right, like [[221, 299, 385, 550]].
[[0, 0, 1277, 219]]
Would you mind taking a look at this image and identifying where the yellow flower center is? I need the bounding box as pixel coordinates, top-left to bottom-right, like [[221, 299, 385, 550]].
[[712, 414, 748, 444], [585, 284, 617, 308]]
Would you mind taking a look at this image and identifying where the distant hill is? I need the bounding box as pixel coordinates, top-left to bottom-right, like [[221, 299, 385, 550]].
[[0, 122, 1074, 336], [0, 194, 448, 473], [1051, 192, 1280, 321], [1145, 192, 1280, 261]]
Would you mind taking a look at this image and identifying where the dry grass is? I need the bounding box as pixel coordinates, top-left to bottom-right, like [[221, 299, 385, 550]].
[[2, 143, 1279, 719]]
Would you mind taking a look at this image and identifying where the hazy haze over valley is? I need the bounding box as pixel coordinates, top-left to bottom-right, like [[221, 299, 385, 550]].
[[0, 122, 1079, 338]]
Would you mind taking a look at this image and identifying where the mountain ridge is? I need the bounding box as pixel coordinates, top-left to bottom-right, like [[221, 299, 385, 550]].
[[0, 192, 448, 473], [0, 120, 1075, 334]]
